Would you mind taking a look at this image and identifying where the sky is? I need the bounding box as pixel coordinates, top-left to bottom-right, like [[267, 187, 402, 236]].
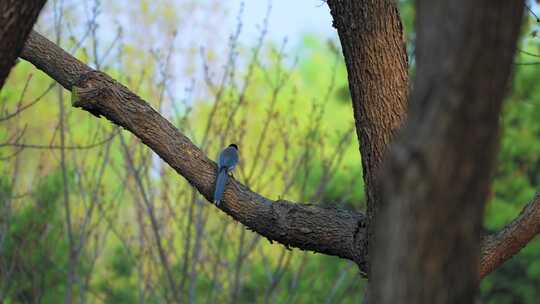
[[223, 0, 540, 47], [226, 0, 336, 46]]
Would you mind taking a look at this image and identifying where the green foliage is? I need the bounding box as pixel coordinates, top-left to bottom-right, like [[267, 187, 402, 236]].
[[110, 246, 135, 277], [2, 171, 68, 303]]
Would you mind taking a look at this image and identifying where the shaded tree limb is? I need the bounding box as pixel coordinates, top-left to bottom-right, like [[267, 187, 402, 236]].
[[480, 192, 540, 278], [0, 0, 47, 89], [20, 30, 369, 270]]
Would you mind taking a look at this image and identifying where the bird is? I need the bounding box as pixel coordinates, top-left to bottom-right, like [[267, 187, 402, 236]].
[[213, 143, 239, 205]]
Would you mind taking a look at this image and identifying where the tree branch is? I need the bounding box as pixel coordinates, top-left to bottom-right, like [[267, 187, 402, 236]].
[[327, 1, 409, 265], [480, 192, 540, 278], [20, 30, 369, 270]]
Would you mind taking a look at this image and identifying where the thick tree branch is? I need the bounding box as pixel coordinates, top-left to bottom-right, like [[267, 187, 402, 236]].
[[327, 0, 409, 201], [327, 0, 409, 273], [480, 192, 540, 278], [19, 31, 368, 269], [0, 0, 47, 89]]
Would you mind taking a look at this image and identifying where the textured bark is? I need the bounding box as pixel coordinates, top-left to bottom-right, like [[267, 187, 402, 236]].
[[370, 1, 524, 303], [327, 0, 409, 272], [480, 192, 540, 278], [0, 0, 47, 89], [20, 31, 368, 268]]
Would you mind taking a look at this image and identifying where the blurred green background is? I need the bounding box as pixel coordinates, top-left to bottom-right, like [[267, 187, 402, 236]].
[[0, 1, 539, 303]]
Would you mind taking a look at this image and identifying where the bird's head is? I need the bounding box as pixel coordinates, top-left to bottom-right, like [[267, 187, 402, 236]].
[[228, 143, 238, 150]]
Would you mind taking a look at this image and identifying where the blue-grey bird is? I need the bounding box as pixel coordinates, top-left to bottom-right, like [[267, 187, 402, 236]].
[[213, 143, 239, 205]]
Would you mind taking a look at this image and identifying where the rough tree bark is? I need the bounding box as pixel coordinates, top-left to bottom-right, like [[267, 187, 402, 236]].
[[327, 0, 409, 272], [480, 192, 540, 278], [0, 0, 47, 89], [370, 1, 525, 303]]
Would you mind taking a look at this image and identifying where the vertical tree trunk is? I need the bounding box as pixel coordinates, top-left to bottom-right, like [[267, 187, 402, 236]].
[[327, 0, 409, 273], [370, 1, 524, 303], [0, 0, 47, 89]]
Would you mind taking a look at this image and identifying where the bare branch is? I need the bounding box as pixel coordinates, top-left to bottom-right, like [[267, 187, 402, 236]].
[[480, 192, 540, 278], [0, 82, 55, 122], [20, 30, 369, 269], [0, 129, 118, 150]]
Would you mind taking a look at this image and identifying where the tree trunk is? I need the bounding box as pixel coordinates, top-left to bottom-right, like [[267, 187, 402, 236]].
[[0, 0, 47, 89], [327, 0, 409, 273], [370, 1, 524, 303]]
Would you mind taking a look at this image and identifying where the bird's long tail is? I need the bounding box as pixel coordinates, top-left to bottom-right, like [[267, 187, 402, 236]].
[[213, 168, 228, 205]]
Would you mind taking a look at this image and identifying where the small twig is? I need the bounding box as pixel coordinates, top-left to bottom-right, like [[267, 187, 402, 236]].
[[0, 129, 119, 150]]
